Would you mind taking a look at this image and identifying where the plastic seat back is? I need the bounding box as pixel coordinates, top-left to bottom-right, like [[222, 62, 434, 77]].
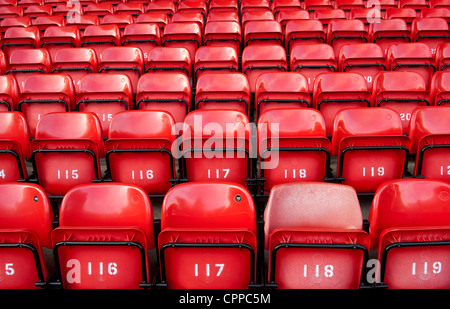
[[284, 19, 325, 53], [243, 20, 283, 47], [161, 22, 202, 62], [76, 73, 133, 138], [195, 72, 251, 116], [264, 182, 369, 289], [242, 44, 288, 93], [6, 48, 51, 92], [254, 72, 310, 118], [257, 109, 331, 195], [369, 179, 450, 289], [436, 42, 450, 71], [0, 75, 19, 111], [193, 46, 239, 82], [312, 72, 372, 136], [290, 43, 336, 93], [372, 71, 430, 131], [30, 112, 103, 196], [181, 110, 252, 186], [52, 183, 155, 289], [408, 106, 450, 182], [104, 111, 177, 195], [369, 19, 411, 55], [0, 112, 30, 182], [0, 183, 53, 288], [1, 26, 40, 60], [159, 182, 257, 289], [18, 74, 75, 138], [411, 17, 450, 55], [430, 70, 450, 106], [331, 107, 409, 193], [81, 24, 120, 61], [52, 47, 98, 93], [145, 46, 192, 77], [203, 20, 242, 54], [98, 46, 144, 95], [41, 26, 81, 61], [338, 43, 387, 90], [136, 72, 191, 125], [326, 19, 368, 57], [121, 23, 161, 60]]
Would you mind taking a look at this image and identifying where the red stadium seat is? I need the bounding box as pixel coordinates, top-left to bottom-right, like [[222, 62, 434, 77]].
[[136, 12, 169, 30], [206, 11, 240, 23], [408, 106, 450, 182], [158, 182, 258, 289], [312, 72, 372, 136], [195, 72, 251, 116], [326, 19, 368, 57], [203, 20, 242, 54], [23, 4, 52, 19], [145, 2, 176, 21], [52, 183, 155, 289], [311, 9, 346, 32], [241, 10, 275, 29], [257, 109, 331, 195], [0, 112, 30, 182], [243, 20, 283, 47], [0, 16, 30, 34], [338, 43, 387, 90], [18, 74, 75, 138], [435, 42, 450, 71], [0, 75, 19, 111], [98, 46, 144, 95], [0, 49, 6, 74], [171, 11, 205, 31], [275, 9, 309, 34], [209, 0, 239, 14], [254, 72, 310, 118], [369, 19, 411, 55], [334, 0, 365, 17], [271, 0, 302, 16], [101, 13, 133, 36], [387, 42, 435, 89], [372, 71, 429, 131], [264, 182, 369, 288], [180, 110, 252, 187], [284, 19, 326, 53], [0, 183, 53, 288], [421, 8, 450, 21], [430, 71, 450, 106], [136, 72, 191, 125], [332, 107, 410, 193], [290, 44, 337, 94], [104, 111, 177, 196], [161, 22, 202, 62], [430, 0, 450, 9], [1, 26, 40, 60], [242, 44, 288, 94], [65, 14, 99, 34], [0, 6, 23, 20], [398, 0, 429, 12], [41, 25, 81, 61], [411, 18, 450, 55], [348, 8, 381, 32], [6, 48, 51, 92], [121, 23, 161, 60], [83, 3, 114, 22], [178, 1, 207, 19], [303, 0, 334, 15], [52, 3, 80, 18], [80, 24, 120, 61], [30, 112, 103, 197], [31, 15, 64, 32], [241, 0, 271, 13], [114, 2, 145, 22], [145, 46, 192, 77], [384, 8, 417, 29], [75, 73, 133, 138], [368, 179, 450, 289], [193, 46, 239, 81], [52, 47, 98, 93]]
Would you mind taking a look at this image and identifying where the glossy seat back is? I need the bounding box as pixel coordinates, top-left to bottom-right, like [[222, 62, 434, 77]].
[[52, 183, 155, 289], [159, 182, 257, 289], [0, 183, 53, 288], [264, 182, 369, 289], [30, 112, 103, 196], [104, 111, 177, 195], [369, 179, 450, 289], [331, 107, 409, 193]]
